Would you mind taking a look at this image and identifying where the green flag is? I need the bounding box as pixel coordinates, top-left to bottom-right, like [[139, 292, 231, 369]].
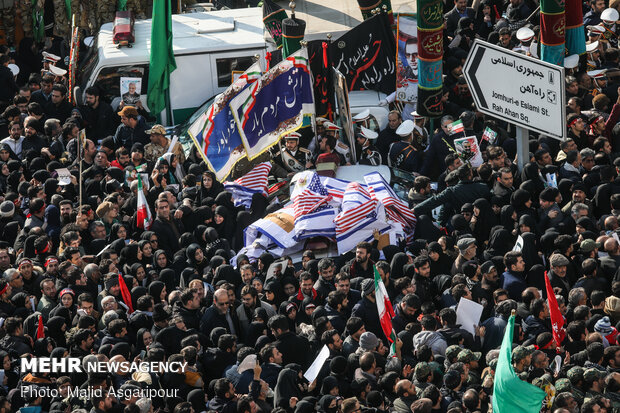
[[147, 0, 177, 117], [492, 315, 546, 413]]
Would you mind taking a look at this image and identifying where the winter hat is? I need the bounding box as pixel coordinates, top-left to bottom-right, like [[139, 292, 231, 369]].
[[0, 201, 14, 218], [361, 279, 374, 296], [549, 254, 570, 267], [595, 316, 613, 335], [456, 237, 476, 253], [359, 332, 379, 351], [480, 261, 495, 274]]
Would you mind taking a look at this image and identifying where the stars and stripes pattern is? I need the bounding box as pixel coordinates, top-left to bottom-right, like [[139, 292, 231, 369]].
[[319, 176, 350, 202], [335, 182, 378, 234], [292, 173, 332, 219], [224, 162, 272, 208], [364, 172, 417, 233]]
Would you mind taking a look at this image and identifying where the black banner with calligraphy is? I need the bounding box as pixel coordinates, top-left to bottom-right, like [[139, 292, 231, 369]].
[[329, 13, 396, 95], [262, 0, 288, 49], [307, 40, 335, 120]]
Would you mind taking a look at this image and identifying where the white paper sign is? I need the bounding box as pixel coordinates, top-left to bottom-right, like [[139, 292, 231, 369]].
[[304, 345, 330, 383], [545, 173, 557, 188], [513, 235, 524, 252], [56, 168, 71, 185], [237, 354, 257, 374], [165, 135, 178, 155], [553, 354, 562, 375], [456, 297, 484, 336]]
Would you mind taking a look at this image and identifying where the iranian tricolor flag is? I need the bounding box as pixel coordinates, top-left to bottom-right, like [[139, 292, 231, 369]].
[[374, 265, 397, 355], [136, 173, 152, 230], [448, 119, 464, 134], [481, 127, 498, 144]]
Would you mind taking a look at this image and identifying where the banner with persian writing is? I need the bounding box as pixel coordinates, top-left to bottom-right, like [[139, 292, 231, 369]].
[[330, 13, 396, 95], [231, 48, 315, 160], [187, 62, 262, 181]]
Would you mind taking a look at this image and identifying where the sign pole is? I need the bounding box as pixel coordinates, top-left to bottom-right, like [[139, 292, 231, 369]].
[[515, 126, 529, 171]]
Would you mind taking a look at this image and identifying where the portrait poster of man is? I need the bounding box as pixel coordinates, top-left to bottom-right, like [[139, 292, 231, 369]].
[[120, 77, 142, 105], [453, 136, 483, 167], [396, 14, 418, 104]]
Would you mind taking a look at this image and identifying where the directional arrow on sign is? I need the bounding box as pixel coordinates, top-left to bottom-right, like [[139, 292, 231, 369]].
[[463, 40, 566, 141]]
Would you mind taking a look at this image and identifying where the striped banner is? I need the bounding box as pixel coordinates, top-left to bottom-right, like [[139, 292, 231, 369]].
[[188, 62, 262, 181], [292, 172, 332, 219], [565, 0, 586, 56], [224, 162, 272, 208], [540, 0, 566, 65], [230, 48, 315, 160], [416, 0, 443, 116], [364, 172, 417, 233]]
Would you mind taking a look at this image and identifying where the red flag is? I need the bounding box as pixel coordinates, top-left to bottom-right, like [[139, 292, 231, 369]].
[[36, 315, 44, 339], [118, 274, 134, 314], [544, 271, 566, 346]]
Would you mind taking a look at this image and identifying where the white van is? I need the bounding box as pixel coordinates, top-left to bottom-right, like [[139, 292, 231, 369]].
[[75, 0, 405, 126], [75, 7, 268, 125]]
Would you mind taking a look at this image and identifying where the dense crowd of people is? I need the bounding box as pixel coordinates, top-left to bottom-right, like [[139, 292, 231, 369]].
[[0, 0, 620, 412]]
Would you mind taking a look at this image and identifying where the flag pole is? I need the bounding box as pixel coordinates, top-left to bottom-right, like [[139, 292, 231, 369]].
[[165, 88, 173, 125], [78, 130, 84, 210]]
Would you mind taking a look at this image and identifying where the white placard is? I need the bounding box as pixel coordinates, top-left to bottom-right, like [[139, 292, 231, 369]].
[[513, 235, 524, 252], [553, 354, 562, 375], [545, 173, 557, 188], [304, 345, 330, 383], [120, 77, 142, 106], [57, 168, 72, 185], [237, 354, 257, 374], [166, 135, 178, 155], [456, 297, 484, 336]]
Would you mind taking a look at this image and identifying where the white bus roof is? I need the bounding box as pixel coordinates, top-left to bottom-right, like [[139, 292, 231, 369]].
[[97, 7, 267, 64], [96, 1, 417, 64], [284, 0, 416, 40]]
